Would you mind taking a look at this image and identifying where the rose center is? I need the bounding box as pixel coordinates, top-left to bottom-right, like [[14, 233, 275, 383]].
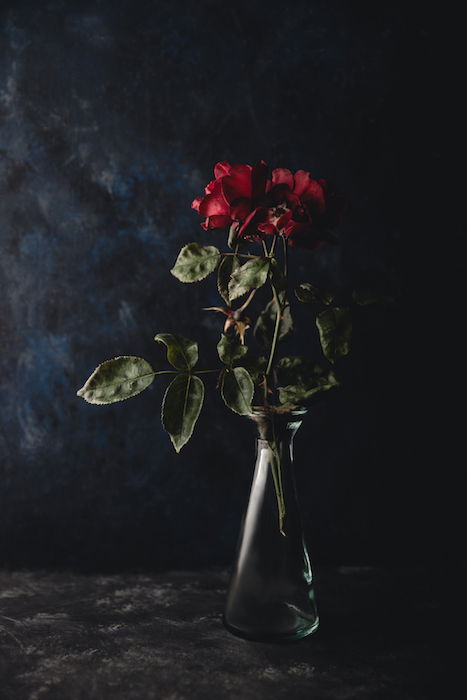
[[268, 203, 289, 225]]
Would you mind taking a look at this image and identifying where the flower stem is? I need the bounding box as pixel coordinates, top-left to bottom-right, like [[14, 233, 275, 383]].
[[146, 369, 218, 378], [221, 252, 258, 260], [263, 374, 269, 405], [265, 283, 282, 378], [269, 423, 286, 536], [269, 234, 278, 257], [237, 288, 257, 313], [281, 234, 288, 280]]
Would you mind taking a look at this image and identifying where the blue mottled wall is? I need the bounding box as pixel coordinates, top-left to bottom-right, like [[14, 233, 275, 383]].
[[0, 0, 450, 569]]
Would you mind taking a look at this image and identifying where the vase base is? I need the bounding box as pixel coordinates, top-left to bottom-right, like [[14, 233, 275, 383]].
[[222, 615, 319, 643]]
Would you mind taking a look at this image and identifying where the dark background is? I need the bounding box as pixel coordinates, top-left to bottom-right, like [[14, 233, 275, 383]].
[[0, 0, 460, 571]]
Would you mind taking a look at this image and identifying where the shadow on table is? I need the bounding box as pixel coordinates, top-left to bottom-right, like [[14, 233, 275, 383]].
[[248, 566, 445, 698]]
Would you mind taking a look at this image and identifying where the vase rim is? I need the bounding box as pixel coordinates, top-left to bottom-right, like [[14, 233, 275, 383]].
[[249, 405, 308, 418]]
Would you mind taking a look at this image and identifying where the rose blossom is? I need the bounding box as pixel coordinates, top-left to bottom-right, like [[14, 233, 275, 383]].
[[257, 169, 346, 249], [192, 161, 268, 233], [193, 163, 345, 249]]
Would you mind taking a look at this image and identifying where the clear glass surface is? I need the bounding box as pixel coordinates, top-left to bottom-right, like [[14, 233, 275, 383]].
[[223, 408, 319, 641]]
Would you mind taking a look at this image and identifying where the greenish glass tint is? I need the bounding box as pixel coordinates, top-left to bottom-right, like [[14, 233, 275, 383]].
[[223, 407, 319, 642]]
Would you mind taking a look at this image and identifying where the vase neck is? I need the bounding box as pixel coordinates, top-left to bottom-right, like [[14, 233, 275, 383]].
[[248, 407, 307, 444]]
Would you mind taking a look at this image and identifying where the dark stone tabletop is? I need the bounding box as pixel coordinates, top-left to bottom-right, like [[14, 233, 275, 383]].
[[0, 567, 445, 700]]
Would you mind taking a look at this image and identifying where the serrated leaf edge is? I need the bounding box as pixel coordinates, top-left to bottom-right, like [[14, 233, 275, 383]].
[[161, 374, 204, 453], [170, 243, 220, 283], [76, 356, 155, 405], [154, 333, 198, 371], [221, 367, 254, 415]]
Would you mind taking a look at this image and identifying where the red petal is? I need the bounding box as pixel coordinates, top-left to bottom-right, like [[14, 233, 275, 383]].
[[222, 164, 252, 202], [268, 182, 292, 205], [272, 168, 294, 189], [198, 179, 230, 217], [276, 210, 293, 230], [204, 214, 231, 229], [302, 179, 326, 213], [192, 197, 203, 211], [238, 207, 259, 232], [281, 220, 295, 238], [214, 161, 232, 178], [230, 198, 253, 222], [293, 170, 313, 197], [238, 206, 268, 240], [198, 194, 229, 217], [205, 178, 217, 194], [257, 221, 276, 235]]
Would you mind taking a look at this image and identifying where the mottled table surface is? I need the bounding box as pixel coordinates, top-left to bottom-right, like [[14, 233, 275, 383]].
[[0, 567, 444, 700]]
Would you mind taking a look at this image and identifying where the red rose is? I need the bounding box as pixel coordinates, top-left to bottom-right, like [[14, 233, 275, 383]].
[[192, 161, 268, 233], [258, 169, 346, 249], [193, 163, 345, 249]]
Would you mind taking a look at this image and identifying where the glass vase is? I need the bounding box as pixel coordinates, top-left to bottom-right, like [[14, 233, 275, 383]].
[[223, 407, 319, 642]]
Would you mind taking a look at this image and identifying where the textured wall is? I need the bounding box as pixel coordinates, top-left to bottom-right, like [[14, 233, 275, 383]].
[[0, 0, 449, 569]]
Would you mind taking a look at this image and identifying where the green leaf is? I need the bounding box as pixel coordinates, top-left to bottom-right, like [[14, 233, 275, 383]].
[[270, 257, 287, 297], [227, 224, 248, 251], [295, 282, 335, 305], [316, 307, 352, 363], [220, 367, 254, 415], [276, 359, 340, 405], [154, 333, 198, 370], [239, 355, 267, 384], [170, 242, 220, 282], [254, 298, 293, 349], [77, 356, 154, 404], [228, 257, 270, 301], [217, 255, 241, 306], [161, 374, 204, 452], [275, 355, 316, 386], [217, 333, 248, 366], [226, 223, 237, 249], [278, 378, 339, 405]]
